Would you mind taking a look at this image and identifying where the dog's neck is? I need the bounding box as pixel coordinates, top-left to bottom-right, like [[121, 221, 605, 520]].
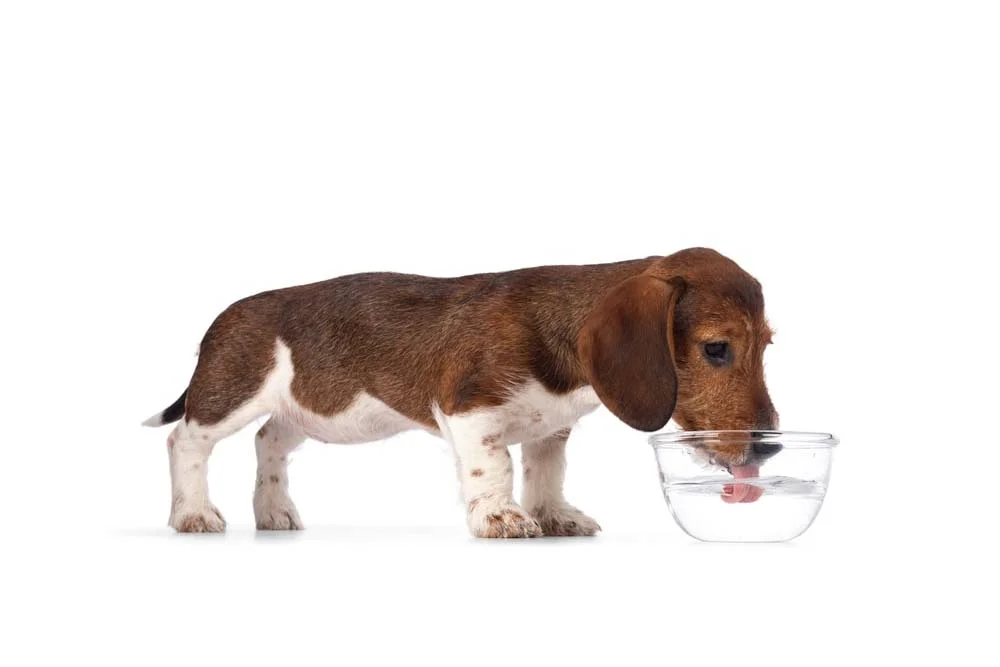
[[516, 258, 658, 393]]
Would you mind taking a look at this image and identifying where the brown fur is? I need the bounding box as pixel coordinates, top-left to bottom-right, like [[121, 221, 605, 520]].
[[578, 274, 685, 430], [175, 247, 776, 468], [482, 509, 543, 538], [534, 513, 589, 537]]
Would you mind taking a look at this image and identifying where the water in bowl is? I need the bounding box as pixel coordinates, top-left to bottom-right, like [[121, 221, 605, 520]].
[[662, 475, 827, 542]]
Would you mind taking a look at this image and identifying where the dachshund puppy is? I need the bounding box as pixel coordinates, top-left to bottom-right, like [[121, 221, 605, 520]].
[[143, 247, 778, 536]]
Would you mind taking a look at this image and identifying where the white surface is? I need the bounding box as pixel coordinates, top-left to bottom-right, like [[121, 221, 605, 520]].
[[2, 1, 997, 665]]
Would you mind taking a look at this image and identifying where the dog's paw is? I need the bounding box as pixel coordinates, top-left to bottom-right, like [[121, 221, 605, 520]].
[[530, 503, 601, 537], [255, 504, 304, 531], [468, 499, 543, 538], [254, 488, 304, 530], [170, 505, 226, 533]]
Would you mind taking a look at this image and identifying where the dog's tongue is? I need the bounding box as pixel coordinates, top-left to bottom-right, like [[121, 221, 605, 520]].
[[722, 464, 763, 503]]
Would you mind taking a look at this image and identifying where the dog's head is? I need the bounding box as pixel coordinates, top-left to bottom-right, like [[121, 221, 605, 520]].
[[578, 248, 778, 470]]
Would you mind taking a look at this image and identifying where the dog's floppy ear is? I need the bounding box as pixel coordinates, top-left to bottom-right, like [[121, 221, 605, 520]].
[[578, 275, 685, 432]]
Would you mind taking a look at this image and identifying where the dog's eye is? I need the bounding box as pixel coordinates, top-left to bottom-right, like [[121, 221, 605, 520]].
[[703, 342, 730, 366]]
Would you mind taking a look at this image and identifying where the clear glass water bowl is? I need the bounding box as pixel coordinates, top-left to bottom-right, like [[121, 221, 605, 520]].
[[649, 430, 839, 542]]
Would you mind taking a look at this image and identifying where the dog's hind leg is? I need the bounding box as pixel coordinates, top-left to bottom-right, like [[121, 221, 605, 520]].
[[167, 418, 234, 533], [167, 404, 280, 533], [167, 338, 296, 533], [253, 418, 307, 530]]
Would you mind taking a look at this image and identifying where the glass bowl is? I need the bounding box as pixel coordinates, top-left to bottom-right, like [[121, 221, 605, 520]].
[[649, 430, 839, 542]]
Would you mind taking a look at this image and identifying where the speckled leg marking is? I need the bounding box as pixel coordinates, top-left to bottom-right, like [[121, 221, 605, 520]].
[[253, 418, 307, 530], [165, 340, 294, 533], [434, 408, 542, 539], [167, 420, 228, 533], [521, 430, 601, 536]]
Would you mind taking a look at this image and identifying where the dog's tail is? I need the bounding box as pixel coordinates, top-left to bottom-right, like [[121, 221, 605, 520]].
[[141, 390, 188, 427]]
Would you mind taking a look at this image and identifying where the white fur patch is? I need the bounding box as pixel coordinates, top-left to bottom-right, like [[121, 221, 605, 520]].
[[141, 412, 164, 427], [253, 418, 306, 530], [429, 381, 601, 537], [291, 392, 435, 444], [437, 381, 601, 449], [494, 381, 601, 445]]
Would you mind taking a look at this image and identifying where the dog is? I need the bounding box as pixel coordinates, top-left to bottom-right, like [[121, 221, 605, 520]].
[[143, 247, 778, 536]]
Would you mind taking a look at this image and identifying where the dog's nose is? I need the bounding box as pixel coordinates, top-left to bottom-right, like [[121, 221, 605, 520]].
[[751, 442, 783, 458]]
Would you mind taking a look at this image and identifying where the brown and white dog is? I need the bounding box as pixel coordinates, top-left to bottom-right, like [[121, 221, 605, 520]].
[[143, 247, 778, 537]]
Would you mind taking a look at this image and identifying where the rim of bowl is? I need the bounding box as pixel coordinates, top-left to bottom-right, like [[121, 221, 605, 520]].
[[649, 430, 839, 449]]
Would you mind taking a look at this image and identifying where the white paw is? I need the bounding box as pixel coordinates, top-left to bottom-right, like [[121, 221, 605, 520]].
[[254, 493, 303, 530], [170, 504, 226, 533], [529, 503, 601, 537], [467, 497, 543, 538]]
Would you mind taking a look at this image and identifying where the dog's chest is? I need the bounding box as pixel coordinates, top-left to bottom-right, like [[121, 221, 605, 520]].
[[494, 382, 602, 443]]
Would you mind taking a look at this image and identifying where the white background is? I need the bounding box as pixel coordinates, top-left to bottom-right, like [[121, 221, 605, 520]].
[[2, 1, 998, 665]]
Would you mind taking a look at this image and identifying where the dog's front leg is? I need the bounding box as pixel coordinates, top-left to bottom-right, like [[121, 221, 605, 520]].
[[521, 430, 601, 536], [441, 412, 543, 538]]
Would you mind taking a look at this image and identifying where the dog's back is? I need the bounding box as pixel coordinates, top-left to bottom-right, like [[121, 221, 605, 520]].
[[154, 260, 649, 429]]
